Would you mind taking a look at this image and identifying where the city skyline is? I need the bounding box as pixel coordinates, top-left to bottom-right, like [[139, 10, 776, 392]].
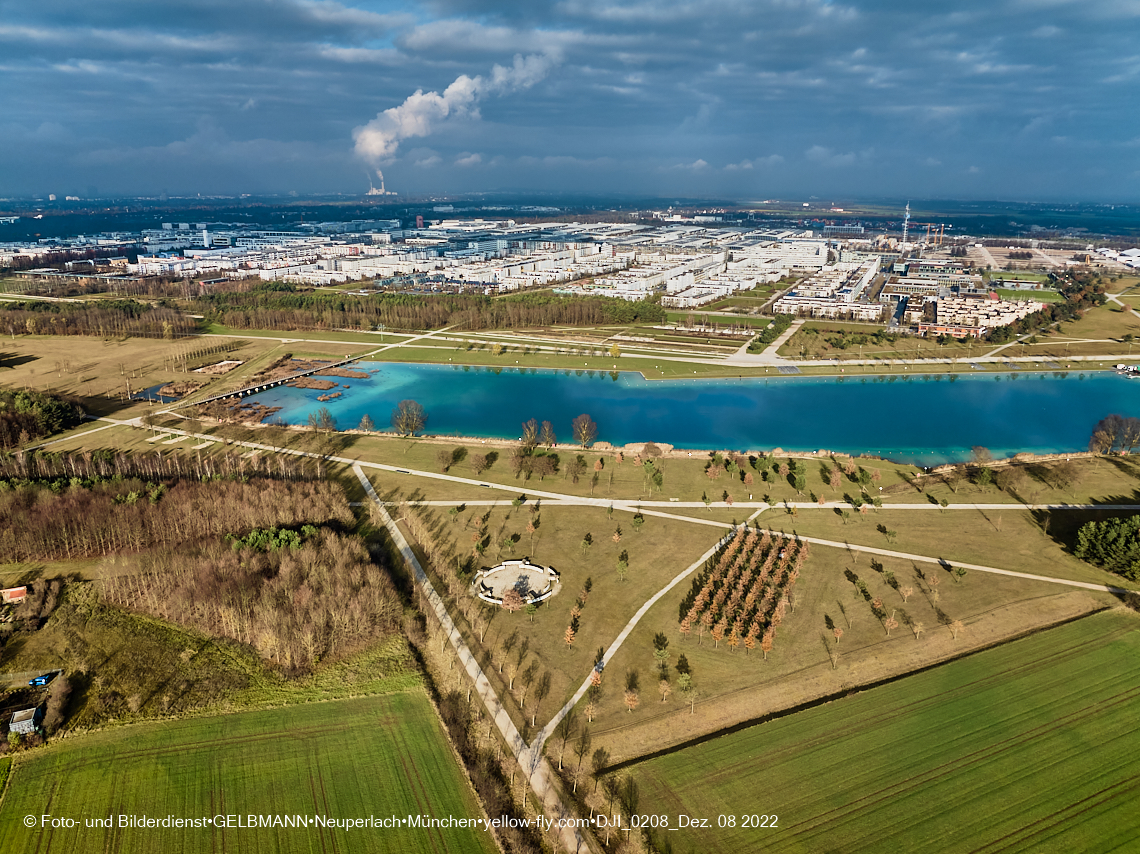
[[2, 0, 1139, 200]]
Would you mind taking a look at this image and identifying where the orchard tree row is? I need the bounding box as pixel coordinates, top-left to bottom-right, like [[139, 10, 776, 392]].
[[677, 525, 807, 658]]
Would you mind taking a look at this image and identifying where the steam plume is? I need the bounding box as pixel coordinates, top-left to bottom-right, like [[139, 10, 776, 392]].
[[353, 53, 555, 163]]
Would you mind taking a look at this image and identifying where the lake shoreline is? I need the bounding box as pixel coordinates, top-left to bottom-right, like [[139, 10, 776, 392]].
[[231, 361, 1130, 465]]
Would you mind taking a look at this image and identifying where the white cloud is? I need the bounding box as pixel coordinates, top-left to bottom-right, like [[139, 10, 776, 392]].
[[726, 154, 783, 170], [805, 145, 857, 166], [415, 154, 441, 167], [454, 152, 482, 166], [352, 53, 556, 163]]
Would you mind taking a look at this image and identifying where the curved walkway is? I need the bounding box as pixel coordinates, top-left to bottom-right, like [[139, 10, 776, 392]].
[[383, 498, 1140, 512], [533, 512, 1133, 756], [96, 415, 1137, 810], [353, 465, 586, 854]]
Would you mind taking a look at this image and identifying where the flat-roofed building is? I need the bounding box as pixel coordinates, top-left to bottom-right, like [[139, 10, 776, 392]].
[[917, 296, 1045, 338]]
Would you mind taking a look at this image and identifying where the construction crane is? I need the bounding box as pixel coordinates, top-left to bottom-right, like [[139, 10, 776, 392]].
[[917, 223, 947, 246]]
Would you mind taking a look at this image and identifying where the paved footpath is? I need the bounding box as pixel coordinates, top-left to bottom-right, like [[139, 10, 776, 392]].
[[88, 417, 1137, 816], [353, 465, 587, 853], [788, 531, 1133, 595]]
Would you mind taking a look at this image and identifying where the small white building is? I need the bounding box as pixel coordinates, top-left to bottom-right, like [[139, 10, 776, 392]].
[[9, 706, 41, 736]]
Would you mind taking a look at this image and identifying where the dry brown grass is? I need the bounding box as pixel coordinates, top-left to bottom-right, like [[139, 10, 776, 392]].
[[588, 530, 1111, 764]]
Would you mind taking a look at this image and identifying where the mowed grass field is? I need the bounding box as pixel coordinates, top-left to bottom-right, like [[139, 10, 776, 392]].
[[630, 609, 1140, 854], [0, 692, 498, 854]]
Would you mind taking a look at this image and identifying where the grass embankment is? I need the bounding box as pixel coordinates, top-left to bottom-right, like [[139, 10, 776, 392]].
[[992, 288, 1064, 302], [665, 312, 772, 328], [629, 608, 1140, 854], [0, 571, 418, 730], [986, 271, 1052, 283], [202, 321, 415, 346], [0, 692, 497, 854]]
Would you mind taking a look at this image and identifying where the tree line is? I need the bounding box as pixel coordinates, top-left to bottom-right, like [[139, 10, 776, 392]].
[[0, 476, 352, 563], [197, 287, 666, 332], [0, 388, 84, 450], [1089, 414, 1140, 455], [0, 447, 331, 484], [103, 527, 400, 673], [0, 300, 197, 339]]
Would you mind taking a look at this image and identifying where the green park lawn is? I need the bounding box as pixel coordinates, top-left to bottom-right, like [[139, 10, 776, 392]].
[[992, 288, 1065, 302], [1054, 300, 1140, 342], [1106, 277, 1140, 298], [628, 608, 1140, 854], [0, 691, 497, 854]]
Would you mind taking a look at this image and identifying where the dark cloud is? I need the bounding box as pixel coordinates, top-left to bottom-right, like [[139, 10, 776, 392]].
[[1, 0, 1137, 199]]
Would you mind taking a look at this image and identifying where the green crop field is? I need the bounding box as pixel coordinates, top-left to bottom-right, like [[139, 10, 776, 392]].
[[629, 609, 1140, 854], [993, 288, 1064, 303], [0, 692, 498, 854]]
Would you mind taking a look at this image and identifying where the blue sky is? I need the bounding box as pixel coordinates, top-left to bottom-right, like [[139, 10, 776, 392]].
[[2, 0, 1138, 199]]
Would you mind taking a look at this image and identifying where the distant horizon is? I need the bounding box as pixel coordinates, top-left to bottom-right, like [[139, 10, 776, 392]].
[[3, 194, 1140, 211]]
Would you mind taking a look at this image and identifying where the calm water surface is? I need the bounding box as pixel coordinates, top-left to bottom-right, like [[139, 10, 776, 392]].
[[245, 363, 1139, 464]]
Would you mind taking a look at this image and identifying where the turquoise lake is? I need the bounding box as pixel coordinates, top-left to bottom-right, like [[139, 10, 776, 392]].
[[244, 363, 1139, 464]]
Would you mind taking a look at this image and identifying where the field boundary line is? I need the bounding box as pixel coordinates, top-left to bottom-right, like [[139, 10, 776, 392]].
[[599, 606, 1115, 774]]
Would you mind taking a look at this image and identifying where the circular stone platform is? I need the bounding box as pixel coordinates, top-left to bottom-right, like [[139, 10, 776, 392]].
[[474, 559, 561, 606]]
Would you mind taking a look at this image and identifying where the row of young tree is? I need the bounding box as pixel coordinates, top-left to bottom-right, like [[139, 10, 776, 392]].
[[0, 388, 84, 450], [677, 525, 807, 659], [0, 476, 352, 562], [197, 287, 666, 332], [0, 447, 331, 484], [0, 299, 197, 339], [102, 527, 401, 673]]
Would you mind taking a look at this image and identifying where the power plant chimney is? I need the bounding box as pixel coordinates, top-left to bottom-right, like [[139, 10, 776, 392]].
[[366, 169, 395, 196]]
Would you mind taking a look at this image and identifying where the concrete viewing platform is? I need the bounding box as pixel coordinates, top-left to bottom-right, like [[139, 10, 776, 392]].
[[473, 558, 560, 606]]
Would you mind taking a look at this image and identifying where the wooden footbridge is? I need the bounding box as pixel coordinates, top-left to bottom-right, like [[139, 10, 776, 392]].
[[167, 354, 366, 411]]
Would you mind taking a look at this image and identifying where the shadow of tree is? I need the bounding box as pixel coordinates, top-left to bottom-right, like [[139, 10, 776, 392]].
[[1031, 491, 1140, 558]]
